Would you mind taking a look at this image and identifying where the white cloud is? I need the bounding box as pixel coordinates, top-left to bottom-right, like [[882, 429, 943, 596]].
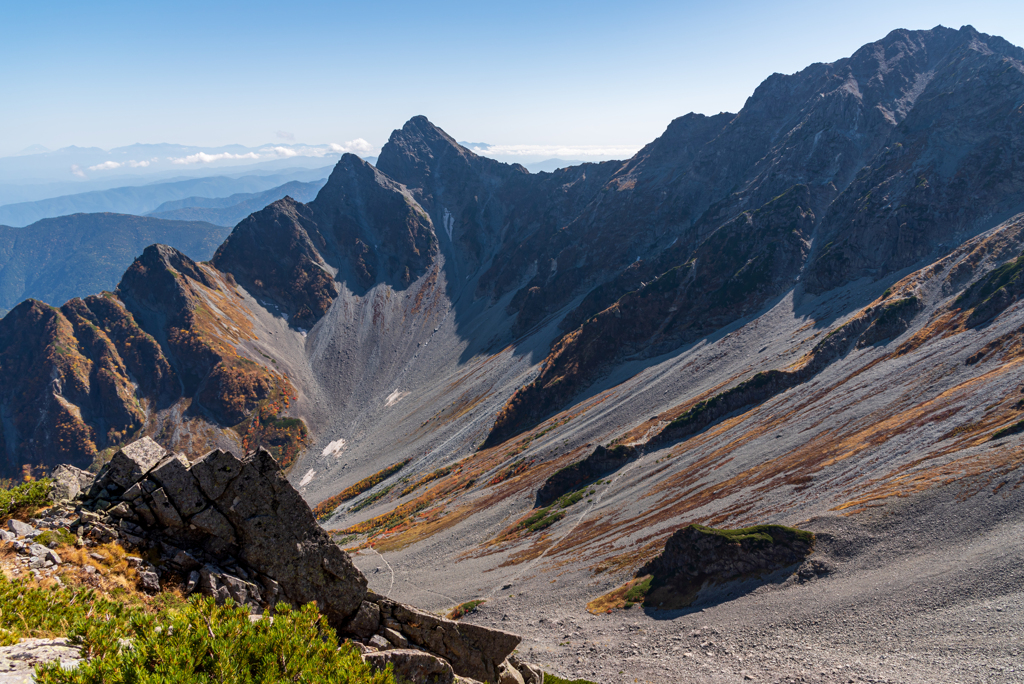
[[276, 130, 296, 141], [263, 146, 299, 158], [466, 143, 641, 159], [329, 138, 373, 155], [169, 152, 260, 165], [70, 164, 85, 178], [86, 158, 154, 171]]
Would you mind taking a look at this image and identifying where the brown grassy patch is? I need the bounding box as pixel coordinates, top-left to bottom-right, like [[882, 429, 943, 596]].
[[586, 575, 652, 614]]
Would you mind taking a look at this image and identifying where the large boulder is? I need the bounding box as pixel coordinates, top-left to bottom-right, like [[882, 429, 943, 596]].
[[49, 464, 94, 501], [199, 448, 367, 626], [363, 649, 455, 684], [104, 437, 166, 489]]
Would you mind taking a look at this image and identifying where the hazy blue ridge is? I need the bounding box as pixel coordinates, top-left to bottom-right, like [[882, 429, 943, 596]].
[[0, 168, 333, 227], [147, 179, 327, 226], [0, 213, 231, 314]]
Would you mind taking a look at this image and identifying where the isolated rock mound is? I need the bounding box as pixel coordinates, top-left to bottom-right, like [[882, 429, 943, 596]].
[[536, 444, 637, 506], [639, 524, 814, 609]]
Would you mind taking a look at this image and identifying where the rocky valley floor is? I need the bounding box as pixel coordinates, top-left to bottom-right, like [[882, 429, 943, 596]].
[[353, 466, 1024, 683]]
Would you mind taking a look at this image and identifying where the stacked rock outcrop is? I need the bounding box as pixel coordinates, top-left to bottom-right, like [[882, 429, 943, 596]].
[[26, 437, 539, 684]]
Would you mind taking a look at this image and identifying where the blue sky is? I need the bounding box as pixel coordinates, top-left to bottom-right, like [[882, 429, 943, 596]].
[[1, 0, 1022, 158]]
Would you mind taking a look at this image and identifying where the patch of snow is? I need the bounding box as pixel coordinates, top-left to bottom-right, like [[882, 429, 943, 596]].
[[385, 389, 409, 407], [299, 469, 316, 487], [322, 438, 347, 458]]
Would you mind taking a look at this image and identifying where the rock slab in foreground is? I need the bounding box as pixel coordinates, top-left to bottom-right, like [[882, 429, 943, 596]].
[[364, 649, 455, 684], [0, 638, 81, 684], [355, 593, 521, 683]]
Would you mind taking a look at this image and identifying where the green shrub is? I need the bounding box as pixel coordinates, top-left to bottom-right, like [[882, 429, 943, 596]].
[[34, 527, 76, 548], [623, 575, 652, 604], [543, 674, 598, 684], [447, 599, 486, 620], [0, 479, 52, 522], [0, 576, 394, 683]]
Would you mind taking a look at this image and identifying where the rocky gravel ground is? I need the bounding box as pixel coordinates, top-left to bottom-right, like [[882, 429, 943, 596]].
[[357, 467, 1024, 683]]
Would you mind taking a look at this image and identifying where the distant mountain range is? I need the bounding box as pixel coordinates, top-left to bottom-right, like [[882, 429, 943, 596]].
[[0, 142, 365, 186], [147, 179, 327, 226], [524, 158, 586, 174], [0, 213, 229, 314], [0, 168, 332, 227]]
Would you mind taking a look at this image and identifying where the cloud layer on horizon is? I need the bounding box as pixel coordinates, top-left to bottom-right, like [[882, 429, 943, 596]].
[[466, 143, 641, 159]]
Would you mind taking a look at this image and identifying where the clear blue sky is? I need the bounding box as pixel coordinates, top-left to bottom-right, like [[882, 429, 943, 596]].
[[1, 0, 1021, 157]]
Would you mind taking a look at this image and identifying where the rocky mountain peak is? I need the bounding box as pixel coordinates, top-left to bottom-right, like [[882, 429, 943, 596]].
[[117, 244, 214, 316]]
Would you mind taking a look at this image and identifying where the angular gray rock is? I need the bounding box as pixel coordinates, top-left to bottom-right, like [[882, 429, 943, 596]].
[[364, 649, 455, 684], [148, 488, 183, 528], [149, 454, 208, 517], [105, 437, 166, 489], [507, 655, 543, 684], [138, 570, 160, 593], [189, 506, 235, 543], [196, 448, 367, 625], [7, 520, 36, 538], [190, 449, 243, 500], [383, 627, 408, 648], [49, 464, 93, 501], [374, 595, 521, 683], [51, 437, 527, 681], [497, 659, 525, 684], [0, 637, 81, 681], [344, 601, 382, 639], [368, 634, 391, 651]]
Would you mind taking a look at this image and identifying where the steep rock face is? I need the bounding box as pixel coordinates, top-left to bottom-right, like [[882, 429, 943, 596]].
[[212, 198, 336, 329], [0, 299, 109, 471], [479, 28, 983, 334], [118, 245, 282, 426], [805, 27, 1024, 292], [213, 155, 437, 328], [488, 185, 814, 444], [375, 116, 527, 277]]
